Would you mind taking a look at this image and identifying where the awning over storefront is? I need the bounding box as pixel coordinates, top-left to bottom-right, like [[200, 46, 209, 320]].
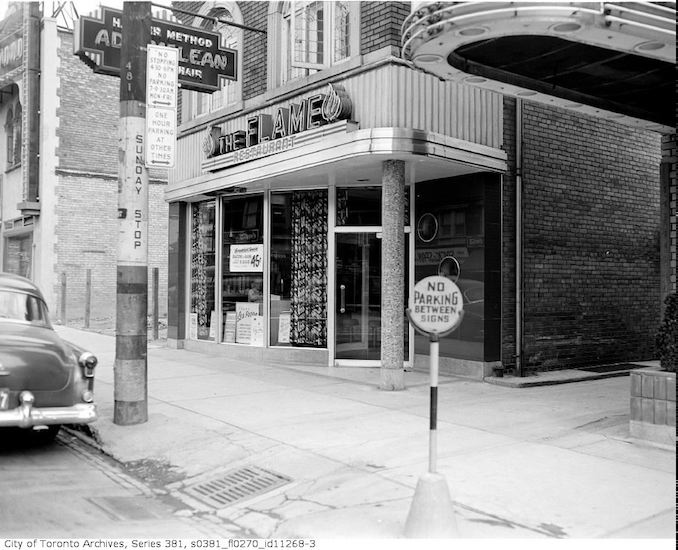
[[165, 122, 507, 202]]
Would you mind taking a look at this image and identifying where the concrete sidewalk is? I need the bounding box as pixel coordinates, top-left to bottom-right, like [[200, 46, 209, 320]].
[[56, 326, 675, 541]]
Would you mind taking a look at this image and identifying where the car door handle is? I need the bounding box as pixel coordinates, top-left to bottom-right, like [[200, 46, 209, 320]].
[[340, 284, 346, 314]]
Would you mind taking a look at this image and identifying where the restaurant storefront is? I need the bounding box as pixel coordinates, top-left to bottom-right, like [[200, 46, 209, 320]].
[[167, 59, 507, 377]]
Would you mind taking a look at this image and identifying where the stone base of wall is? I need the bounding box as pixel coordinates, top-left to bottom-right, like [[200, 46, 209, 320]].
[[414, 354, 499, 380], [629, 420, 676, 447], [181, 339, 328, 366], [630, 368, 676, 446]]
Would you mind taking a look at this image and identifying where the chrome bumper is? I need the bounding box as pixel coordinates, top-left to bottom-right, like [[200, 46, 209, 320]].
[[0, 393, 97, 428]]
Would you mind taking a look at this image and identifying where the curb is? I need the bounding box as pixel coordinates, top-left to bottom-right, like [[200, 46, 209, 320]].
[[484, 369, 633, 388]]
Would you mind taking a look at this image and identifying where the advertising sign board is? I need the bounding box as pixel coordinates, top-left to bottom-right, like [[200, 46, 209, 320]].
[[74, 7, 237, 92], [229, 244, 264, 272]]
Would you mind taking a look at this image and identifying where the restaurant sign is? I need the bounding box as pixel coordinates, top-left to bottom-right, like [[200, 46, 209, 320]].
[[202, 83, 353, 169], [74, 7, 236, 92]]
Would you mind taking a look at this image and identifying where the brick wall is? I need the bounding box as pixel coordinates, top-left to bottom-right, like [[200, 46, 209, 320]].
[[56, 32, 119, 174], [502, 98, 518, 367], [661, 133, 677, 298], [240, 1, 268, 99], [360, 2, 410, 55], [54, 30, 168, 327], [503, 98, 662, 371], [54, 174, 168, 325]]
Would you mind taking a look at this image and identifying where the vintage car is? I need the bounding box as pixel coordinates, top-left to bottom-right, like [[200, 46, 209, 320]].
[[0, 272, 97, 441]]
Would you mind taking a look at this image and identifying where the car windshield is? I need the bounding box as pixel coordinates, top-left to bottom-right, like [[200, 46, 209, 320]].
[[0, 290, 52, 328]]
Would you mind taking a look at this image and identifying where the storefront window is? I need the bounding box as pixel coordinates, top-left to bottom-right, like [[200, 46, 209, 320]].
[[190, 201, 216, 340], [270, 190, 328, 348], [415, 179, 485, 361], [221, 195, 265, 345]]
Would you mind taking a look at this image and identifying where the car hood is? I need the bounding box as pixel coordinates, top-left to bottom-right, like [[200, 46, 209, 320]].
[[0, 322, 73, 391]]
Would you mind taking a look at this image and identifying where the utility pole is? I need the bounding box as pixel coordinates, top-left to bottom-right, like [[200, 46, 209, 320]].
[[114, 2, 152, 425]]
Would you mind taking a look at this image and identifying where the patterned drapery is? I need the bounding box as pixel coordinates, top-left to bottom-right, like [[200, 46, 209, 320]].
[[290, 190, 328, 346], [190, 201, 215, 339]]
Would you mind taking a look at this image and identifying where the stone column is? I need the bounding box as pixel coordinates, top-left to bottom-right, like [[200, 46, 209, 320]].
[[380, 160, 406, 390]]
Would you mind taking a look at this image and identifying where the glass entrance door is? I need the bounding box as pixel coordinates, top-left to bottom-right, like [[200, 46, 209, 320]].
[[335, 233, 382, 360]]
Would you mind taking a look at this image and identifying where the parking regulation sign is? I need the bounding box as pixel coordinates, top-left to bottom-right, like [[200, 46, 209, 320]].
[[408, 275, 464, 335]]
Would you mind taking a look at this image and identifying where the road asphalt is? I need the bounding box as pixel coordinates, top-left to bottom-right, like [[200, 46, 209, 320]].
[[55, 326, 675, 543]]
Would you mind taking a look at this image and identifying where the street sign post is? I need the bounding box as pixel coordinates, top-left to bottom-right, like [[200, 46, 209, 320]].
[[74, 4, 243, 427], [407, 275, 464, 472], [404, 275, 464, 538]]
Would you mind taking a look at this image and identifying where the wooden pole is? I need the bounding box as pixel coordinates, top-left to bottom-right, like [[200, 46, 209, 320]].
[[114, 2, 151, 425], [84, 269, 91, 329], [60, 272, 67, 324], [153, 267, 159, 341]]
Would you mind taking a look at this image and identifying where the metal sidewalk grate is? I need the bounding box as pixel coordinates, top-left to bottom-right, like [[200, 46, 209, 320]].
[[182, 466, 292, 509]]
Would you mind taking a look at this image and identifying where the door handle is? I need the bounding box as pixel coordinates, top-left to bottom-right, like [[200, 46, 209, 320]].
[[340, 284, 346, 313]]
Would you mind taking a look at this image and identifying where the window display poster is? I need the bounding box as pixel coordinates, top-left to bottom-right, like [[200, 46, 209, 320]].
[[250, 316, 264, 346], [236, 317, 252, 344], [189, 313, 198, 340], [223, 312, 237, 342], [209, 311, 217, 339], [230, 244, 264, 272], [278, 312, 291, 344], [236, 302, 260, 344]]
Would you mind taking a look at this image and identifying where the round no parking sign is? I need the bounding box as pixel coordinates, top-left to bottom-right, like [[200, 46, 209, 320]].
[[408, 275, 464, 336]]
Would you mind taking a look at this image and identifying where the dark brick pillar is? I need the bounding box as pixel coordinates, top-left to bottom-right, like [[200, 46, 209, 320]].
[[167, 201, 187, 346], [660, 133, 677, 307]]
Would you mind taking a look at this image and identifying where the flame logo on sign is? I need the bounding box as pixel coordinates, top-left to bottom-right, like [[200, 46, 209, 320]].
[[321, 83, 352, 122], [202, 125, 219, 157], [202, 127, 216, 157]]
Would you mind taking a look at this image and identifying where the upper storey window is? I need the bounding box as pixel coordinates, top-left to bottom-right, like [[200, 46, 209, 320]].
[[5, 107, 14, 168], [270, 1, 359, 88], [4, 101, 21, 170], [183, 2, 243, 121]]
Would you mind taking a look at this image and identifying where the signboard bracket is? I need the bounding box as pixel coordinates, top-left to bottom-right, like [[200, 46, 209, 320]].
[[150, 2, 267, 35]]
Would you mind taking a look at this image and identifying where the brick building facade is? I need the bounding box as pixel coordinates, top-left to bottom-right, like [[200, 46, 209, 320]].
[[0, 3, 168, 327], [502, 98, 662, 372], [163, 1, 667, 377]]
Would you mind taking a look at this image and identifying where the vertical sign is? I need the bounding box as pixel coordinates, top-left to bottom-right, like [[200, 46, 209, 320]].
[[146, 44, 177, 168]]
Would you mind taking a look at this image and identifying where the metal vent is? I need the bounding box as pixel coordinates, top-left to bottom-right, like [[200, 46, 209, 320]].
[[182, 466, 292, 509]]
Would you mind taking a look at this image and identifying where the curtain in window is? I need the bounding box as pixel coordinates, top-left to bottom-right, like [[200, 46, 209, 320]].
[[333, 1, 350, 62], [290, 190, 327, 347], [190, 201, 216, 340]]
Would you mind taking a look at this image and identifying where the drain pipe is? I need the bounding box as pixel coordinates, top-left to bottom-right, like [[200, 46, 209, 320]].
[[515, 98, 524, 377]]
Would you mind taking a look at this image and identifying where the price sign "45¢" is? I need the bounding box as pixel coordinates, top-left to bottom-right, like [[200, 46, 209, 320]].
[[230, 244, 264, 273]]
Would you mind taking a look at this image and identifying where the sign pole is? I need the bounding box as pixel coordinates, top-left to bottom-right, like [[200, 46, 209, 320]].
[[404, 275, 465, 538], [429, 334, 439, 474], [114, 1, 152, 425]]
